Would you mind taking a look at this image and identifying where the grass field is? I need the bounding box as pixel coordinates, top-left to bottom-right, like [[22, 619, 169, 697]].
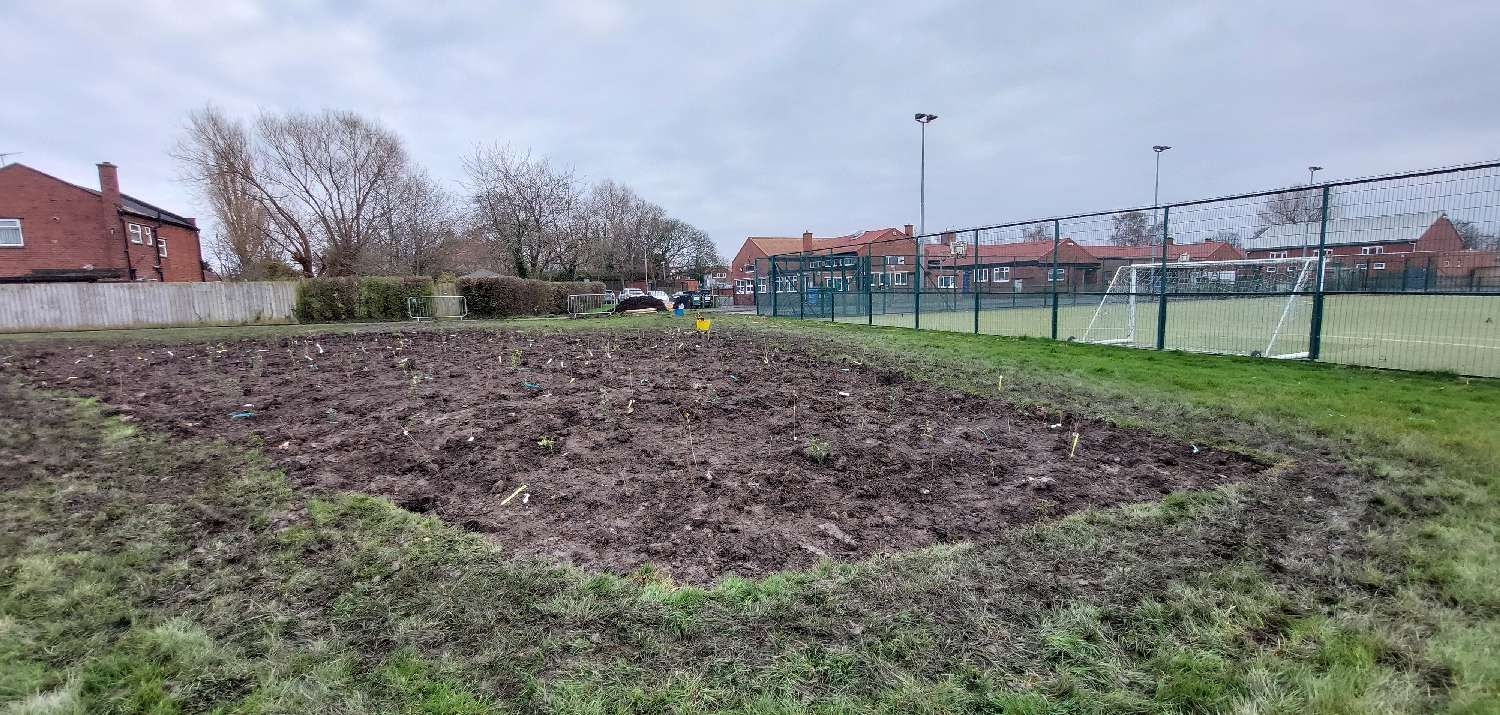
[[3, 314, 1499, 712], [826, 293, 1500, 376]]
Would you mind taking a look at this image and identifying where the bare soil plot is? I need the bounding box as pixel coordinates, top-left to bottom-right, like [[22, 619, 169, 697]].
[[7, 327, 1267, 583]]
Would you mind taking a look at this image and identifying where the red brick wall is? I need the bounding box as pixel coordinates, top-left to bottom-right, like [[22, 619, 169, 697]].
[[0, 164, 203, 281], [0, 165, 123, 278]]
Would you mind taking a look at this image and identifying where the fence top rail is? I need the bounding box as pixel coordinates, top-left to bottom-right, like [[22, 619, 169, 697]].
[[764, 158, 1500, 260]]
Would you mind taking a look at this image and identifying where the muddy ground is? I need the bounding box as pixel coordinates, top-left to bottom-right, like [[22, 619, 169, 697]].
[[5, 327, 1270, 583]]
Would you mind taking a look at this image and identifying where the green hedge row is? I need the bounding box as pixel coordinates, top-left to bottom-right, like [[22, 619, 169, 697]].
[[294, 275, 604, 322], [456, 277, 605, 318], [293, 276, 434, 322]]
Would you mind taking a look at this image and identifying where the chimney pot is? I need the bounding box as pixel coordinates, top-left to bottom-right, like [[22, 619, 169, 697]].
[[904, 224, 914, 236], [801, 230, 813, 253]]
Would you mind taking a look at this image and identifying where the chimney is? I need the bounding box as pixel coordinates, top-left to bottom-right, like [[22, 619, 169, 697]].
[[97, 162, 121, 207], [940, 231, 956, 245], [801, 230, 813, 253], [98, 162, 130, 277], [903, 224, 914, 236]]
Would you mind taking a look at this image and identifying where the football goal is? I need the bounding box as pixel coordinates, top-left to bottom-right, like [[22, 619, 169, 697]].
[[1081, 256, 1318, 359]]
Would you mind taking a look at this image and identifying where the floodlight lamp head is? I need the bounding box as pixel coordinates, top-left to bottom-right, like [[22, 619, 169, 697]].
[[914, 113, 938, 123], [1152, 145, 1171, 153]]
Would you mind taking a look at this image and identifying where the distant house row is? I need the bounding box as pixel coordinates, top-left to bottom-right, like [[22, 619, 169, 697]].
[[726, 213, 1496, 301]]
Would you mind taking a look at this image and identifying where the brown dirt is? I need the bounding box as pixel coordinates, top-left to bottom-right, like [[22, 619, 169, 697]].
[[4, 327, 1268, 583]]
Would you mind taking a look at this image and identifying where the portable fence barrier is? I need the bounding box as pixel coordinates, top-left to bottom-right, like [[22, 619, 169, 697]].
[[754, 161, 1500, 377]]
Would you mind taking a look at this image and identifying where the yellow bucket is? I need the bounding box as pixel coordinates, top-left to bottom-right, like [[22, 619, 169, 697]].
[[695, 317, 712, 332]]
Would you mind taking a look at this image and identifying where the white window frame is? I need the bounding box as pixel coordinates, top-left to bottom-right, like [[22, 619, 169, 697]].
[[1355, 263, 1367, 270], [1372, 261, 1385, 270], [937, 275, 955, 289], [892, 256, 906, 265], [1047, 267, 1066, 281], [128, 223, 143, 244], [1360, 246, 1384, 255], [757, 278, 767, 294], [0, 218, 22, 247], [142, 226, 154, 246], [157, 238, 168, 258], [976, 268, 990, 283], [994, 267, 1010, 282], [892, 271, 907, 286], [1268, 250, 1288, 259]]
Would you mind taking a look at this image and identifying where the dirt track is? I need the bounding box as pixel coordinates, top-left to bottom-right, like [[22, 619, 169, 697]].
[[7, 326, 1267, 583]]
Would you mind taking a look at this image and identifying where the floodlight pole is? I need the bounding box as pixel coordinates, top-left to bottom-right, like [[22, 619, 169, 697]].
[[914, 113, 938, 330], [1152, 145, 1171, 351]]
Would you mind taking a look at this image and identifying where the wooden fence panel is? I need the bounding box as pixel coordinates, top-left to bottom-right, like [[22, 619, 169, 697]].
[[0, 281, 298, 332]]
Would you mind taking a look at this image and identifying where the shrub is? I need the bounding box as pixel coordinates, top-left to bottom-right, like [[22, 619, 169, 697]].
[[457, 277, 605, 318], [295, 276, 435, 323], [356, 276, 435, 321], [294, 277, 359, 323]]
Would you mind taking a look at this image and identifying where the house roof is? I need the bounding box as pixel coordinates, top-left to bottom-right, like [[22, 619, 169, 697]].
[[1243, 212, 1444, 251], [746, 228, 914, 258], [973, 240, 1056, 258], [1084, 242, 1238, 260], [0, 162, 198, 230]]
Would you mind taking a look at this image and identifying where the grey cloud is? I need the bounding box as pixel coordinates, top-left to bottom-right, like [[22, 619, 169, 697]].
[[3, 1, 1497, 259]]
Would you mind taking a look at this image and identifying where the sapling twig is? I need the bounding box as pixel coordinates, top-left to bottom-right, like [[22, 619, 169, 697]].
[[1069, 432, 1080, 459]]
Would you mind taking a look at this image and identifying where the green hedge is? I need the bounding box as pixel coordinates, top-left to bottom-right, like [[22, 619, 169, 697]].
[[294, 276, 435, 323], [456, 277, 605, 318]]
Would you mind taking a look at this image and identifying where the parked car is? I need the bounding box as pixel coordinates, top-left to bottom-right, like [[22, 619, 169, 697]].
[[648, 290, 672, 308], [620, 288, 644, 299]]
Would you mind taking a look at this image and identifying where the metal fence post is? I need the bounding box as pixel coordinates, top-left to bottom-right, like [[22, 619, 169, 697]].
[[973, 230, 981, 334], [1050, 219, 1061, 340], [866, 244, 874, 326], [1308, 184, 1331, 360], [769, 257, 778, 317], [914, 240, 922, 330], [1155, 206, 1170, 351]]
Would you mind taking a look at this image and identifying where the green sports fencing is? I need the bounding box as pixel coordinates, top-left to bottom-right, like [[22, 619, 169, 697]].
[[755, 162, 1500, 377]]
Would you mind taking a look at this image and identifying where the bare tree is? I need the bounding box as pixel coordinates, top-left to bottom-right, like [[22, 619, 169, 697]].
[[1109, 210, 1163, 246], [365, 169, 460, 276], [463, 145, 582, 278], [175, 106, 414, 277], [174, 107, 278, 278], [1453, 219, 1499, 251], [1258, 184, 1329, 227], [1021, 224, 1050, 242], [256, 110, 410, 276]]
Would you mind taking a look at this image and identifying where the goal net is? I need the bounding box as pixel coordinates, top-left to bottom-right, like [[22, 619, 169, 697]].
[[1081, 257, 1318, 359]]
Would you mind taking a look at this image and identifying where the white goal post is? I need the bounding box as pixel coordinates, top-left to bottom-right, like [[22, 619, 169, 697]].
[[408, 295, 468, 321], [1081, 256, 1318, 359]]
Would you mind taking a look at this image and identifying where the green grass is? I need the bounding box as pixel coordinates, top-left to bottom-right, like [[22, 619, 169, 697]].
[[3, 315, 1499, 712], [816, 292, 1500, 376]]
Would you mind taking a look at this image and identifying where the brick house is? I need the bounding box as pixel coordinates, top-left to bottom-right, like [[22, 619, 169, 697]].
[[1241, 212, 1498, 288], [727, 225, 913, 304], [924, 237, 1103, 291], [0, 162, 205, 282]]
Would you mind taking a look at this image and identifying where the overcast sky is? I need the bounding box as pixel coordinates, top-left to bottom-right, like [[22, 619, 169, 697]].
[[4, 1, 1498, 259]]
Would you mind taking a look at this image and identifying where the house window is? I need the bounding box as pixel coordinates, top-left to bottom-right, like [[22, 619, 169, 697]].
[[1360, 246, 1384, 255], [1177, 253, 1191, 261], [937, 275, 955, 289], [157, 239, 168, 258], [1372, 262, 1385, 270], [128, 223, 143, 244], [995, 267, 1010, 281], [976, 268, 990, 283], [892, 256, 906, 265], [892, 272, 907, 286], [1048, 268, 1066, 281], [1269, 250, 1288, 259], [1355, 263, 1367, 270], [142, 226, 154, 246], [0, 218, 22, 247], [1264, 266, 1276, 274], [757, 278, 767, 294]]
